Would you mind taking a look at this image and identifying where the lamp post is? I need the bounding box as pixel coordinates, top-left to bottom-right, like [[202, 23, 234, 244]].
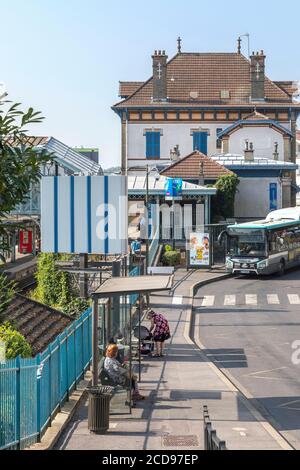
[[145, 165, 160, 272]]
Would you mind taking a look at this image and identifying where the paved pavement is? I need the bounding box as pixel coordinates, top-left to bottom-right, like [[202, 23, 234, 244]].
[[194, 269, 300, 449], [55, 268, 289, 451]]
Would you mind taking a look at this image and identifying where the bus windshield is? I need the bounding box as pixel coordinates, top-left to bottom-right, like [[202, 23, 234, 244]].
[[227, 228, 266, 257]]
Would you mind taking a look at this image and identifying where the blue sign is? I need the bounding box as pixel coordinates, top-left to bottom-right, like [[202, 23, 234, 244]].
[[165, 178, 183, 201], [269, 183, 278, 211]]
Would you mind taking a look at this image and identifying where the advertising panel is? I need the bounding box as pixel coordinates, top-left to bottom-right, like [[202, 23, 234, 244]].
[[189, 232, 210, 267]]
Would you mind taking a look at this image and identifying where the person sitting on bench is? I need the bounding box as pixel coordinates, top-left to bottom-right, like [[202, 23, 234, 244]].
[[104, 344, 145, 402]]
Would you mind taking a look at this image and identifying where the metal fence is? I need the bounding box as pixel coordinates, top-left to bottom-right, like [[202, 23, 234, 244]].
[[0, 307, 92, 450], [203, 405, 227, 450]]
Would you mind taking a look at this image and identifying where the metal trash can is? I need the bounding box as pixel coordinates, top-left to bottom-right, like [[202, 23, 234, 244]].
[[87, 386, 114, 434]]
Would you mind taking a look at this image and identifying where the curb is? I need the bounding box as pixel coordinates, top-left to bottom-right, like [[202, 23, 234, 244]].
[[183, 273, 294, 451]]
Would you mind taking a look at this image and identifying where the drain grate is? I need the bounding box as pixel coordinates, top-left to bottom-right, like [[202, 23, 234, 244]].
[[162, 435, 199, 447]]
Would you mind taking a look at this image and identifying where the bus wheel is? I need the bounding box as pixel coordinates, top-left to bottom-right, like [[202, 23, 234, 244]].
[[278, 261, 285, 276]]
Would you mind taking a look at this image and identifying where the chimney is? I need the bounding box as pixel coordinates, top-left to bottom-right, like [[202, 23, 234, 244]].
[[244, 141, 254, 161], [273, 142, 279, 161], [170, 145, 180, 162], [250, 50, 266, 101], [152, 50, 168, 102]]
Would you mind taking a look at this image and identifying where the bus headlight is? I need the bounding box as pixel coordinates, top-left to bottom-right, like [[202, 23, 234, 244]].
[[257, 260, 267, 270], [226, 258, 233, 269]]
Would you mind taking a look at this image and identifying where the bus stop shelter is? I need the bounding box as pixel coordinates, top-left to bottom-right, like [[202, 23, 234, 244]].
[[91, 275, 173, 387]]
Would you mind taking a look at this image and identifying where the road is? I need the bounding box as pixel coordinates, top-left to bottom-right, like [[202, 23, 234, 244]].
[[193, 268, 300, 449]]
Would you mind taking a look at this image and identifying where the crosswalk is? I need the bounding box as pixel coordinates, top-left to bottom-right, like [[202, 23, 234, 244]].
[[200, 293, 300, 307]]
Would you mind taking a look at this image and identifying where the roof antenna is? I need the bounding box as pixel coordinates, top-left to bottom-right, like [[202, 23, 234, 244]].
[[237, 37, 242, 54], [177, 36, 182, 54], [238, 33, 250, 58]]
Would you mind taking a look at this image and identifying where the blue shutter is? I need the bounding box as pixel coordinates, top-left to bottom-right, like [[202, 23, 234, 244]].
[[269, 183, 278, 211], [146, 131, 160, 159], [193, 132, 208, 154]]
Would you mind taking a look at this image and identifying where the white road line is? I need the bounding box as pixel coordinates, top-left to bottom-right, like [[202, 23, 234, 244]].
[[172, 296, 183, 305], [267, 294, 280, 305], [288, 294, 300, 305], [201, 296, 215, 307], [245, 294, 257, 305], [224, 295, 236, 306]]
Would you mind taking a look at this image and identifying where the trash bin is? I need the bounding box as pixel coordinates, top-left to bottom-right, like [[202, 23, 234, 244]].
[[87, 386, 114, 434]]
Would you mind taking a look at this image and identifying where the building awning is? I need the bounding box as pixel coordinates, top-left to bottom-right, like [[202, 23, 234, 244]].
[[93, 274, 173, 298], [128, 175, 216, 196]]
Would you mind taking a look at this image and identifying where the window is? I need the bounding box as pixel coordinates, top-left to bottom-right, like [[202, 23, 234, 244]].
[[146, 131, 160, 159], [216, 128, 223, 149], [193, 131, 208, 154]]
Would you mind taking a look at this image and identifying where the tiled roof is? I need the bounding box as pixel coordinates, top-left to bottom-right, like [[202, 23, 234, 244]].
[[160, 151, 233, 179], [274, 81, 299, 97], [119, 81, 144, 98], [113, 53, 299, 109], [4, 294, 72, 356]]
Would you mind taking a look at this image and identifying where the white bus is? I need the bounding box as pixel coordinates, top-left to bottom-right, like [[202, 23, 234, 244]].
[[223, 208, 300, 276]]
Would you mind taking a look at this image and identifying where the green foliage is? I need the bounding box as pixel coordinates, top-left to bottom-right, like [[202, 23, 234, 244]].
[[0, 322, 32, 359], [61, 298, 90, 317], [31, 253, 88, 318], [162, 250, 181, 266], [212, 174, 240, 221], [0, 98, 52, 252], [32, 253, 72, 309], [164, 244, 172, 252], [0, 274, 15, 323]]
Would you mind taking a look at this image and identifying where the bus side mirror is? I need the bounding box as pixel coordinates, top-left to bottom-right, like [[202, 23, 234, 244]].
[[218, 230, 228, 246]]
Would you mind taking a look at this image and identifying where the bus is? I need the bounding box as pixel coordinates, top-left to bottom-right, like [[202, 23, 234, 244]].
[[223, 208, 300, 276]]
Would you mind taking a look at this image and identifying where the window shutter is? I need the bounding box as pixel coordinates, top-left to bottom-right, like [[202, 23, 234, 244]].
[[146, 131, 160, 158]]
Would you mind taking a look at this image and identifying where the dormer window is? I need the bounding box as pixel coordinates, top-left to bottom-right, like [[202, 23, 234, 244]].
[[220, 90, 230, 99]]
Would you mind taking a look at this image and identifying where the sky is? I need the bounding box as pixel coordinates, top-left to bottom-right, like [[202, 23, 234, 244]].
[[1, 0, 299, 168]]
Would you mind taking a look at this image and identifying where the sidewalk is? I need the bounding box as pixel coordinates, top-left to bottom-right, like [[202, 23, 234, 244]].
[[55, 268, 290, 451]]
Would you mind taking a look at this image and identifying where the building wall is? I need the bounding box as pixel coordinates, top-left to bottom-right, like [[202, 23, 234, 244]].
[[234, 177, 282, 219], [228, 126, 286, 160], [127, 122, 228, 167]]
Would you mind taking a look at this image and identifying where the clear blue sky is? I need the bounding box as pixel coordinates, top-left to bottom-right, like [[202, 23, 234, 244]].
[[1, 0, 299, 168]]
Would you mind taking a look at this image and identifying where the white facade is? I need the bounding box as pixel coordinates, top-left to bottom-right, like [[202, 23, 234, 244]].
[[228, 126, 287, 160], [127, 122, 227, 169], [234, 177, 282, 219], [126, 121, 292, 170]]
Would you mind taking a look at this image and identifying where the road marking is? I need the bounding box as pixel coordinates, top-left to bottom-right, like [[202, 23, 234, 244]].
[[245, 294, 257, 305], [224, 295, 236, 306], [267, 294, 280, 305], [172, 296, 183, 305], [278, 399, 300, 411], [201, 296, 215, 307], [243, 367, 288, 381], [288, 294, 300, 305]]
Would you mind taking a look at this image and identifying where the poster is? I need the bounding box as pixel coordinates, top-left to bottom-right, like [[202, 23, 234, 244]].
[[164, 178, 183, 201], [189, 232, 210, 266]]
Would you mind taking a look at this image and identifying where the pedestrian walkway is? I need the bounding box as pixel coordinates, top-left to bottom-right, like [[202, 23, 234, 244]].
[[199, 293, 300, 307], [55, 268, 289, 451]]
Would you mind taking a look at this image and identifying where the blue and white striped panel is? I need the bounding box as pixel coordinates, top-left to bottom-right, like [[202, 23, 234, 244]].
[[41, 176, 128, 254]]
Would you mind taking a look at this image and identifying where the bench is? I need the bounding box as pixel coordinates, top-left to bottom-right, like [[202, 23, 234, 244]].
[[99, 357, 132, 408]]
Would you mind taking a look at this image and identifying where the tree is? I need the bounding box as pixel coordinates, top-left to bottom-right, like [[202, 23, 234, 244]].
[[212, 174, 240, 221], [0, 99, 52, 252], [0, 322, 32, 359]]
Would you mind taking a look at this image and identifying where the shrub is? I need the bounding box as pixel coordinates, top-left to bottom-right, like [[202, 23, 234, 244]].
[[61, 298, 90, 317], [0, 322, 32, 359], [164, 244, 172, 252], [162, 250, 181, 266]]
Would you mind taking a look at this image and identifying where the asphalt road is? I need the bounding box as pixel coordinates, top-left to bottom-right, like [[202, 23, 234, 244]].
[[194, 268, 300, 449]]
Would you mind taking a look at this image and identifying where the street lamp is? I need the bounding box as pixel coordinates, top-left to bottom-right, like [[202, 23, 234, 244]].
[[145, 165, 160, 271]]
